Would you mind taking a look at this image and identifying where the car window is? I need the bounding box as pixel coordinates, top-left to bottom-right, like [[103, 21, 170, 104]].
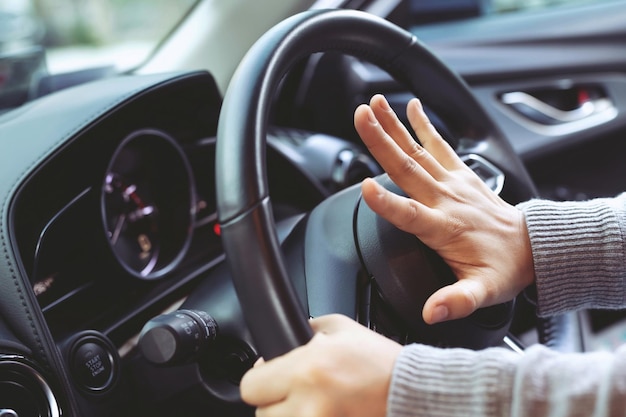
[[490, 0, 609, 13], [409, 0, 616, 24], [1, 0, 198, 74], [0, 0, 198, 111]]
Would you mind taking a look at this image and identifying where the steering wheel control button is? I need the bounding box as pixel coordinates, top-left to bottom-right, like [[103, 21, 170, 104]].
[[139, 309, 219, 365], [70, 336, 117, 392]]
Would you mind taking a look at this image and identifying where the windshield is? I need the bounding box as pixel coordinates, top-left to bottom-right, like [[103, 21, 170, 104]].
[[2, 0, 198, 73], [0, 0, 613, 112], [0, 0, 197, 110], [409, 0, 616, 25]]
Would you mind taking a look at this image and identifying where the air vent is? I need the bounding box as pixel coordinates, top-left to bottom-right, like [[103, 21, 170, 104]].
[[0, 355, 60, 417]]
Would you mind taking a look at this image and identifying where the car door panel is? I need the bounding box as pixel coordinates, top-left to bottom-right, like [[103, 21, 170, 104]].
[[409, 1, 626, 199]]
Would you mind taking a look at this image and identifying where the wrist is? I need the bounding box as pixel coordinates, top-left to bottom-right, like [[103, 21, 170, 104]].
[[517, 210, 536, 289]]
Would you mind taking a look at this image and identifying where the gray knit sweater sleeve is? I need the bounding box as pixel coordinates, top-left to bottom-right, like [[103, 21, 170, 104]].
[[386, 193, 626, 417], [518, 194, 626, 316]]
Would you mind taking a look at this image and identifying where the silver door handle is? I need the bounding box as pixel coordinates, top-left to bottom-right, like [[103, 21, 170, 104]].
[[501, 91, 613, 124]]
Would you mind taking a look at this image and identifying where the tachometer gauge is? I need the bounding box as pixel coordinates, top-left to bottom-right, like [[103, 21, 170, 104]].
[[101, 129, 195, 279]]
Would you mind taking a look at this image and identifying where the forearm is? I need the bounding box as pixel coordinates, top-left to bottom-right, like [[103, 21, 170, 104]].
[[388, 343, 626, 417], [387, 193, 626, 417], [388, 345, 515, 417], [517, 193, 626, 316]]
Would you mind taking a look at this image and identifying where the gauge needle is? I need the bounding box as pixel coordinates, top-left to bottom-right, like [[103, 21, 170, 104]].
[[128, 205, 156, 223], [110, 214, 127, 245]]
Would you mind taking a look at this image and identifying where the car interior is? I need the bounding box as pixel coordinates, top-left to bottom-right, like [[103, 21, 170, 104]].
[[0, 0, 625, 416]]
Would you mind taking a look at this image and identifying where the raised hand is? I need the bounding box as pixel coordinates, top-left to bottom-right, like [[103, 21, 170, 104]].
[[354, 94, 535, 324]]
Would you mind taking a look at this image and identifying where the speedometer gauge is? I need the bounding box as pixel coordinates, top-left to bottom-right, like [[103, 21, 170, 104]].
[[103, 173, 160, 276], [101, 129, 195, 279]]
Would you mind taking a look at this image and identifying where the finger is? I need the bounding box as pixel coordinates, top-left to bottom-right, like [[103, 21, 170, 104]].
[[361, 178, 440, 235], [310, 314, 357, 335], [406, 98, 463, 171], [255, 401, 293, 417], [256, 397, 327, 417], [354, 103, 408, 167], [422, 279, 489, 324], [354, 105, 440, 199], [240, 355, 293, 406], [370, 95, 447, 180]]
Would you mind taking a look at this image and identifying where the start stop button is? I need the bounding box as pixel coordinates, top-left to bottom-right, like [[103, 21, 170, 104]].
[[69, 334, 117, 392]]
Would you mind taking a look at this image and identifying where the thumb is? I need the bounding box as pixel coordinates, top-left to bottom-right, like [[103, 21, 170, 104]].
[[422, 279, 489, 324]]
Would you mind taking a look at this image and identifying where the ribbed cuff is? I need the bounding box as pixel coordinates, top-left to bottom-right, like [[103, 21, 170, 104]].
[[517, 195, 626, 316], [387, 344, 517, 417]]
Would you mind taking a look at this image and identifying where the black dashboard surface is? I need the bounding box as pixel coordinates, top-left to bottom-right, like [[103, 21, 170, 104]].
[[0, 71, 226, 416], [0, 68, 378, 416]]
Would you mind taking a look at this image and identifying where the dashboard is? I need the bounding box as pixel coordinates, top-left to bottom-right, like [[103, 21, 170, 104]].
[[12, 72, 221, 341], [3, 71, 226, 416], [0, 70, 381, 416]]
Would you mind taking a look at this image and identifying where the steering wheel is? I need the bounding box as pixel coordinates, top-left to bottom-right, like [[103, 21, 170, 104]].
[[215, 9, 538, 360]]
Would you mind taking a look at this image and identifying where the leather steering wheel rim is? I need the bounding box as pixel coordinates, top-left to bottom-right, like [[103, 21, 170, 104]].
[[215, 9, 537, 360]]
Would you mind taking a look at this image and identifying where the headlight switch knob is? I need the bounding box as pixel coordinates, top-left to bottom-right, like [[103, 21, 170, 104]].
[[138, 309, 218, 365]]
